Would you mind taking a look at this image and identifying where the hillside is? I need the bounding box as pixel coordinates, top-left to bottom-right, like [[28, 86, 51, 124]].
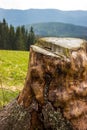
[[0, 8, 87, 27], [26, 22, 87, 39]]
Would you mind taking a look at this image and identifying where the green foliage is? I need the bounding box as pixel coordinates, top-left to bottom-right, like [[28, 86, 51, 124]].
[[27, 26, 36, 50], [0, 19, 36, 50]]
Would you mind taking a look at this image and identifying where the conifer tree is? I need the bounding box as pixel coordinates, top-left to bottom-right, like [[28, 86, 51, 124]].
[[27, 26, 35, 50]]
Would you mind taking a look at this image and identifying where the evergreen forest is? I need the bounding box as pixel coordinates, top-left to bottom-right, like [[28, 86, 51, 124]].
[[0, 19, 36, 51]]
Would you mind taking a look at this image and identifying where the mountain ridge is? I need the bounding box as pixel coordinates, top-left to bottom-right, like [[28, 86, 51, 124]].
[[0, 8, 87, 27], [26, 22, 87, 39]]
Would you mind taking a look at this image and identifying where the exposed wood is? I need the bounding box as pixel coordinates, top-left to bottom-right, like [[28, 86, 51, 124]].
[[0, 37, 87, 130]]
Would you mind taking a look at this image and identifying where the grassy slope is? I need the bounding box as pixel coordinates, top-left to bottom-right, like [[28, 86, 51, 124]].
[[0, 50, 29, 106], [26, 22, 87, 39]]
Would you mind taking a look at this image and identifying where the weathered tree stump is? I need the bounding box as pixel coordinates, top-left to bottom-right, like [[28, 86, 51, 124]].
[[0, 37, 87, 130]]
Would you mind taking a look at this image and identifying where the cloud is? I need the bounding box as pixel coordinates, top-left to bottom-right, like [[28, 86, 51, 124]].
[[0, 0, 87, 10]]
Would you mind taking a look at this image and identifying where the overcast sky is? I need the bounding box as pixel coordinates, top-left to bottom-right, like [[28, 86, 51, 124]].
[[0, 0, 87, 10]]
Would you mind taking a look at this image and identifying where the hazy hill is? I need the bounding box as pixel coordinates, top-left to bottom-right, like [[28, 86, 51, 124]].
[[26, 22, 87, 39], [0, 8, 87, 27]]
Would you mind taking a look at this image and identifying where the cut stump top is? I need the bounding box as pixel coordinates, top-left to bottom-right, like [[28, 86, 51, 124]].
[[41, 37, 86, 49], [31, 37, 87, 58]]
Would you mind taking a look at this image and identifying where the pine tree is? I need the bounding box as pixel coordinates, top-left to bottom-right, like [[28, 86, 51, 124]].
[[0, 19, 9, 49], [27, 26, 35, 50], [8, 25, 15, 50], [0, 19, 36, 51], [15, 26, 24, 50]]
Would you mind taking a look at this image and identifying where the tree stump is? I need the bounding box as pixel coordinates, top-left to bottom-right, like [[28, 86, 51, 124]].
[[0, 37, 87, 130]]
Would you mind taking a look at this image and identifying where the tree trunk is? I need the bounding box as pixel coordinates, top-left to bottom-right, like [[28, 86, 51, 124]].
[[0, 37, 87, 130]]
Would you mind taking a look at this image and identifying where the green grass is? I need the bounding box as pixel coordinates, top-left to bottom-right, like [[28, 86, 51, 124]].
[[0, 88, 19, 107], [0, 50, 29, 86], [0, 50, 29, 107]]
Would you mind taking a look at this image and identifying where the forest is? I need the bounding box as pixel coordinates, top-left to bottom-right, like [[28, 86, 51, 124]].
[[0, 19, 36, 51]]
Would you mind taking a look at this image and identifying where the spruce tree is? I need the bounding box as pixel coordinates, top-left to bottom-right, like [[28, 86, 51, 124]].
[[27, 26, 35, 50]]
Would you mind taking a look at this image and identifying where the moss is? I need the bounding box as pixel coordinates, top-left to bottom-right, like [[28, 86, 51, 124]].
[[42, 102, 73, 130], [63, 48, 70, 57]]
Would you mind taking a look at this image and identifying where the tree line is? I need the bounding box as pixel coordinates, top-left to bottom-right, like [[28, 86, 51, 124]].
[[0, 19, 36, 51]]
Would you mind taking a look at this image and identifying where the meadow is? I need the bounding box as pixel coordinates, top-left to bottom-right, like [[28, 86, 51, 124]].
[[0, 50, 29, 107]]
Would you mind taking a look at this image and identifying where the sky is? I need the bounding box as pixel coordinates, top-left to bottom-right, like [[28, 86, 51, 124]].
[[0, 0, 87, 11]]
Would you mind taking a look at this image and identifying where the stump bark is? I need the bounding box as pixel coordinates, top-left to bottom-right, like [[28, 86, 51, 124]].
[[0, 37, 87, 130]]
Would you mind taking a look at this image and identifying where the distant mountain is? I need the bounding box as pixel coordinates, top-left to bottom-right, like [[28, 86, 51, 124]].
[[26, 22, 87, 39], [0, 8, 87, 27]]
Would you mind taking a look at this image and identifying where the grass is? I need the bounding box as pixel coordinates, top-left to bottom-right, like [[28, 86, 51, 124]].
[[0, 50, 29, 107], [0, 88, 19, 107]]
